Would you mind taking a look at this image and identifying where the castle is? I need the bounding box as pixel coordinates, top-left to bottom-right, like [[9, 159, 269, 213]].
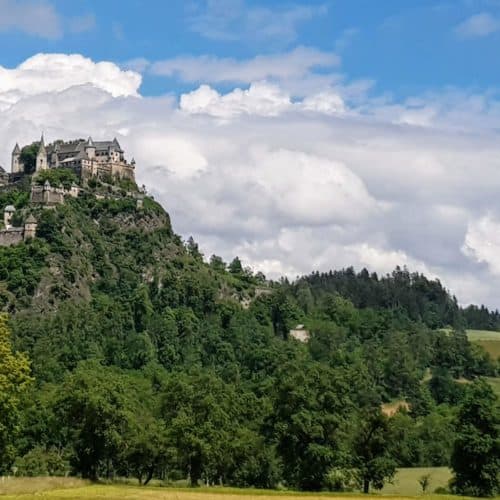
[[10, 135, 136, 182], [0, 135, 143, 246]]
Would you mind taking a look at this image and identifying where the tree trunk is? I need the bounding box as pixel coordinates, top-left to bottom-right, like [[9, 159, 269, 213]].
[[363, 479, 370, 494], [144, 467, 154, 485]]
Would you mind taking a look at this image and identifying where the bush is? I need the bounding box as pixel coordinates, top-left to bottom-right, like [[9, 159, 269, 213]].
[[15, 447, 69, 476], [324, 468, 359, 491]]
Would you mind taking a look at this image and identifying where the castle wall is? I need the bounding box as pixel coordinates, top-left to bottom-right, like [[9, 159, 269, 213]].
[[0, 229, 24, 246], [30, 186, 65, 205]]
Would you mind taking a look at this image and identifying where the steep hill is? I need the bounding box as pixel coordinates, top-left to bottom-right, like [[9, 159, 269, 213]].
[[0, 176, 498, 493]]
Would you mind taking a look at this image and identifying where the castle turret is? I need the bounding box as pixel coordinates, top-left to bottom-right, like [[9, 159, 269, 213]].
[[36, 134, 48, 172], [85, 136, 95, 160], [11, 143, 23, 174], [24, 214, 37, 241], [3, 205, 15, 229]]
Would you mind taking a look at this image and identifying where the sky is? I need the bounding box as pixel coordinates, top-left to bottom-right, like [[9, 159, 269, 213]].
[[2, 0, 500, 308]]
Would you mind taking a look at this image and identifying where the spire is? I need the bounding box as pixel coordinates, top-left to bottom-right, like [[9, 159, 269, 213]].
[[12, 143, 20, 154], [38, 133, 46, 153], [86, 136, 94, 147]]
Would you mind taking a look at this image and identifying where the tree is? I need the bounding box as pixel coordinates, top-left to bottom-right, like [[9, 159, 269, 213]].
[[352, 410, 396, 494], [160, 371, 243, 486], [186, 236, 203, 261], [418, 473, 431, 493], [0, 314, 33, 473], [20, 143, 39, 174], [56, 362, 131, 480], [451, 379, 500, 497], [228, 256, 243, 275], [271, 362, 353, 490], [209, 254, 226, 272]]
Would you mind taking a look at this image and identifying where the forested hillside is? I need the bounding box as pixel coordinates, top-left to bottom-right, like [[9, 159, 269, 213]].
[[0, 178, 498, 496]]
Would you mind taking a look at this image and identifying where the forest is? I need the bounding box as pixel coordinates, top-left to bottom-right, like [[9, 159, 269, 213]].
[[0, 180, 498, 497]]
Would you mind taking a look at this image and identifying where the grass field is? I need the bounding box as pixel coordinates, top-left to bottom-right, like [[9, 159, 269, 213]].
[[466, 330, 500, 360], [465, 329, 500, 341], [0, 469, 472, 500], [380, 467, 451, 495], [485, 376, 500, 397]]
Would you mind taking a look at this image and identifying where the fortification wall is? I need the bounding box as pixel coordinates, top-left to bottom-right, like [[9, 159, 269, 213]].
[[0, 229, 24, 246], [30, 187, 65, 205]]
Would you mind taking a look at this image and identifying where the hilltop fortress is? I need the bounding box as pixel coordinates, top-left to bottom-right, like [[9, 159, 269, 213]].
[[8, 135, 136, 183], [0, 135, 142, 246]]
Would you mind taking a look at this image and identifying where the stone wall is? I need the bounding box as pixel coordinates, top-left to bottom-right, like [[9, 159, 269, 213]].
[[30, 184, 80, 205], [0, 229, 24, 246]]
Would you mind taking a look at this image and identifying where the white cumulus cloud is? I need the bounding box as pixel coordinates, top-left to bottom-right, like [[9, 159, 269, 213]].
[[462, 215, 500, 275], [0, 54, 142, 107], [3, 53, 500, 308]]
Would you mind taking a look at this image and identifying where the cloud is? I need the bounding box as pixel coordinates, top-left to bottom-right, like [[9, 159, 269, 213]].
[[0, 54, 142, 108], [462, 215, 500, 274], [0, 0, 94, 39], [150, 47, 339, 86], [3, 53, 500, 308], [0, 0, 62, 38], [188, 0, 327, 45], [179, 82, 346, 118], [180, 83, 291, 118], [455, 12, 500, 38]]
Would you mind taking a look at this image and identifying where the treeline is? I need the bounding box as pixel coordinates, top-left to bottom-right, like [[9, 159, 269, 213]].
[[299, 267, 500, 330], [0, 186, 498, 496]]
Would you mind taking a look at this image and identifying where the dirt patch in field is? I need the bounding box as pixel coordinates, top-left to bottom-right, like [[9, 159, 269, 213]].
[[381, 401, 410, 417]]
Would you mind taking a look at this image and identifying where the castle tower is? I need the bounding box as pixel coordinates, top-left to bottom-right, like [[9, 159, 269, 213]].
[[11, 143, 23, 173], [24, 214, 37, 241], [3, 205, 15, 229], [36, 134, 48, 172], [85, 136, 95, 160], [50, 142, 60, 168]]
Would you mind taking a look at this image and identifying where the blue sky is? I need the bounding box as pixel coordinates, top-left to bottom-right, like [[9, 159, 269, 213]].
[[3, 0, 500, 307], [2, 0, 500, 99]]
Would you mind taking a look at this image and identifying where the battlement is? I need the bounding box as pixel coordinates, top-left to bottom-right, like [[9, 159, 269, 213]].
[[30, 180, 80, 206]]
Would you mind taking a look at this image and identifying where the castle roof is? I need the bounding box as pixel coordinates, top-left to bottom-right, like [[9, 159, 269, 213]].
[[12, 143, 21, 154], [4, 205, 15, 212], [38, 134, 46, 154], [45, 138, 123, 156], [25, 214, 37, 224]]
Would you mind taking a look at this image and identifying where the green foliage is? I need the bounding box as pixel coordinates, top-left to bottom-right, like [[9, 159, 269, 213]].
[[0, 188, 30, 211], [35, 168, 78, 189], [14, 446, 69, 476], [0, 314, 33, 473], [451, 379, 500, 497], [352, 410, 397, 493], [0, 181, 496, 491], [20, 143, 39, 174]]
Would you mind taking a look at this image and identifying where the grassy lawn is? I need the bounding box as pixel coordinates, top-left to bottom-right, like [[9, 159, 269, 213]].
[[0, 469, 480, 500], [465, 329, 500, 342], [380, 467, 451, 496], [465, 329, 500, 361], [0, 484, 471, 500]]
